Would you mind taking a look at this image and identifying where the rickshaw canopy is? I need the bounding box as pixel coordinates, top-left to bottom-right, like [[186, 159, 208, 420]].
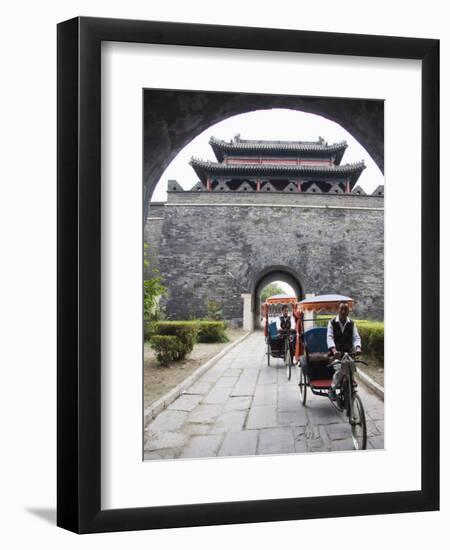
[[297, 294, 354, 313], [261, 294, 297, 327], [264, 294, 298, 305]]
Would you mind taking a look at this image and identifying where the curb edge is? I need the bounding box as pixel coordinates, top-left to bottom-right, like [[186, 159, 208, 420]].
[[144, 330, 252, 427]]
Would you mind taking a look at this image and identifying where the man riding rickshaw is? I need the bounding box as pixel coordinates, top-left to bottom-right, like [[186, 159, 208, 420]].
[[292, 294, 368, 450], [262, 294, 297, 380]]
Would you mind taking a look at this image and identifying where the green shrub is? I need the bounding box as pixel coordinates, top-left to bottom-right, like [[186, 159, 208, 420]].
[[149, 335, 182, 366], [143, 273, 166, 341], [155, 321, 199, 359], [143, 276, 166, 319], [144, 320, 157, 341], [197, 321, 229, 343], [314, 315, 333, 328], [313, 317, 384, 360], [357, 322, 384, 360], [206, 300, 224, 321]]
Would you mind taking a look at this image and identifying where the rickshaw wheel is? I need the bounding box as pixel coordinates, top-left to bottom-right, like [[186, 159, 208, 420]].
[[350, 393, 367, 450], [267, 343, 271, 366], [285, 339, 292, 380], [299, 367, 307, 405]]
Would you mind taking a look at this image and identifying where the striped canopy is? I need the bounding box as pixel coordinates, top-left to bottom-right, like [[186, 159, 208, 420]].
[[297, 294, 354, 313], [264, 294, 298, 305]]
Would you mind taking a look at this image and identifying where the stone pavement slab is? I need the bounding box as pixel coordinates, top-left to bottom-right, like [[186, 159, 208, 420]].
[[144, 331, 384, 459], [184, 381, 213, 395], [167, 394, 202, 412], [218, 430, 258, 457], [278, 409, 308, 427], [144, 430, 188, 451], [147, 410, 188, 432], [202, 386, 231, 404], [252, 384, 278, 405], [187, 404, 223, 424], [278, 390, 304, 412], [178, 435, 224, 458], [257, 428, 296, 455], [183, 422, 211, 435], [223, 396, 252, 411], [246, 404, 278, 430], [210, 410, 247, 434]]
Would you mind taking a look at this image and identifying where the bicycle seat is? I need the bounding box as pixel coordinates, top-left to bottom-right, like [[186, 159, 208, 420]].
[[307, 352, 331, 364], [309, 379, 333, 389]]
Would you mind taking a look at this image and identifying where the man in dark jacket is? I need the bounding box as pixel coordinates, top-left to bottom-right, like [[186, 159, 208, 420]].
[[278, 305, 296, 359], [327, 302, 361, 399], [278, 305, 292, 332]]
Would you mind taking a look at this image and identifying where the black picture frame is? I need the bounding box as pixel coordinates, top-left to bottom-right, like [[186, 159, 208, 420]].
[[57, 16, 439, 533]]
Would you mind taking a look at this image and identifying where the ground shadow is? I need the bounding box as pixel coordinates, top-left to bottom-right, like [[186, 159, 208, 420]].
[[25, 507, 56, 525]]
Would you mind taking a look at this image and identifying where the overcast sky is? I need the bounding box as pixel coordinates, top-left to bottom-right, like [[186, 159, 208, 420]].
[[151, 108, 384, 202]]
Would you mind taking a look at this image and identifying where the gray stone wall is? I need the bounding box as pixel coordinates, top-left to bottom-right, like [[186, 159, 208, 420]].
[[145, 192, 384, 322], [167, 191, 384, 208], [144, 202, 165, 278]]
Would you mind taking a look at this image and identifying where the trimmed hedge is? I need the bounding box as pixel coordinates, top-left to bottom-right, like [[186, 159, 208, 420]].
[[149, 320, 231, 366], [357, 321, 384, 361], [313, 316, 384, 361], [197, 321, 229, 343], [154, 321, 199, 359], [144, 320, 157, 341], [149, 335, 182, 366]]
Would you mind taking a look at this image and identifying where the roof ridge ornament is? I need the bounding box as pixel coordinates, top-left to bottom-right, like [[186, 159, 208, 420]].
[[209, 136, 347, 148]]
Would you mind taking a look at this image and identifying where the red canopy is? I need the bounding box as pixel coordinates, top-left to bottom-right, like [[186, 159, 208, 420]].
[[297, 294, 354, 313]]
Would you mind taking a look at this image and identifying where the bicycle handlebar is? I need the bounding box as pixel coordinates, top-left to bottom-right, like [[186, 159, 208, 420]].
[[329, 356, 368, 367]]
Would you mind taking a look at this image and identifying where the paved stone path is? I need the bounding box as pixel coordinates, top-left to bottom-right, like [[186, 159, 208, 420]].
[[144, 332, 384, 459]]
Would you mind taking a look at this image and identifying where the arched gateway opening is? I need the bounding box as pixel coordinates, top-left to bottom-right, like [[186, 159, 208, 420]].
[[254, 266, 303, 325]]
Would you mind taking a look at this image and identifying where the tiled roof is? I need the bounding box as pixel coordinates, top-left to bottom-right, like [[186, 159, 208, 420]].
[[209, 135, 348, 163], [190, 157, 365, 187]]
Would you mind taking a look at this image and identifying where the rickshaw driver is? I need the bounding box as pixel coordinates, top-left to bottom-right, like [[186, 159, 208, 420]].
[[278, 305, 292, 332], [277, 305, 296, 359], [327, 302, 362, 399]]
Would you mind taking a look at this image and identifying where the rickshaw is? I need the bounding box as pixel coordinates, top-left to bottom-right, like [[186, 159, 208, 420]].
[[262, 295, 297, 380], [293, 294, 368, 450]]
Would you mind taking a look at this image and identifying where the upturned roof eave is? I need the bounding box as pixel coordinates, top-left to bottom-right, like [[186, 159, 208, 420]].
[[190, 158, 365, 186], [209, 136, 349, 164]]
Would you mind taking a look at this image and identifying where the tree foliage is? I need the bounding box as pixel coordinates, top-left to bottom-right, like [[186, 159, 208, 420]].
[[206, 299, 223, 321], [260, 282, 285, 303], [143, 276, 166, 320]]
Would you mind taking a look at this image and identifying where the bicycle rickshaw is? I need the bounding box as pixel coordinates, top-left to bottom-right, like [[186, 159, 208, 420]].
[[262, 295, 297, 380], [293, 294, 368, 450]]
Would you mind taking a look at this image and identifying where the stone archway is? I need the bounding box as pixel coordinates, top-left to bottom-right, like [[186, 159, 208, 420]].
[[143, 89, 384, 218], [242, 265, 304, 331]]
